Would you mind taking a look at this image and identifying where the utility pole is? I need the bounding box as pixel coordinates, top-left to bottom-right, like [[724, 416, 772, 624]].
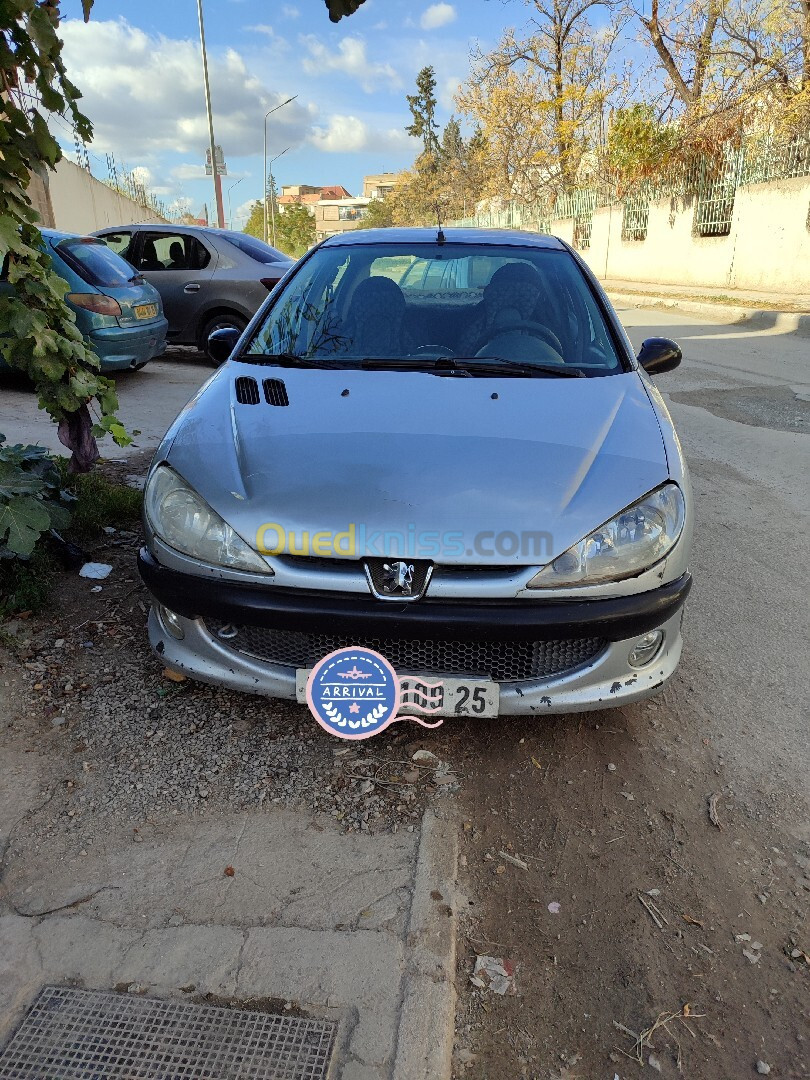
[[197, 0, 225, 227]]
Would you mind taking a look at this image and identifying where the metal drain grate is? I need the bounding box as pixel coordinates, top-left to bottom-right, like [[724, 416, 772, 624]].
[[0, 986, 337, 1079]]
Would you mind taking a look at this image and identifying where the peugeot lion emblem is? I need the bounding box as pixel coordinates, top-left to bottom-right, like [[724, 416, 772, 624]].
[[382, 561, 414, 595]]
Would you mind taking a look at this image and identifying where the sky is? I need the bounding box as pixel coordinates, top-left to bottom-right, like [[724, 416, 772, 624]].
[[54, 0, 516, 227]]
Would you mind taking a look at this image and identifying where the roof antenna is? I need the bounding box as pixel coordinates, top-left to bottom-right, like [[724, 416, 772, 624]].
[[435, 201, 445, 244]]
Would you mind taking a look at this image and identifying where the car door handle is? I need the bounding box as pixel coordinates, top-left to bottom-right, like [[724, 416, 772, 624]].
[[184, 283, 201, 293]]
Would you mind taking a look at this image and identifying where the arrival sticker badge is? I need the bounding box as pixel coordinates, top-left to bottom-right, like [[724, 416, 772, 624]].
[[305, 647, 444, 740]]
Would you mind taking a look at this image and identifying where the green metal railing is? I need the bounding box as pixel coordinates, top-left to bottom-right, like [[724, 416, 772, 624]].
[[621, 194, 651, 241], [447, 133, 810, 242]]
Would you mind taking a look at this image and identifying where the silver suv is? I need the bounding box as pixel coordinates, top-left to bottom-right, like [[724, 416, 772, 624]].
[[93, 224, 294, 364]]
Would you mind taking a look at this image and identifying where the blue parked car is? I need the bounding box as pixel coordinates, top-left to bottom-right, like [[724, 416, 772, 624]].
[[0, 229, 168, 373]]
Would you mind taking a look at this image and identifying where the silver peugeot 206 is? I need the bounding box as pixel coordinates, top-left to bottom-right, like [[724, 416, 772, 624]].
[[138, 228, 693, 717]]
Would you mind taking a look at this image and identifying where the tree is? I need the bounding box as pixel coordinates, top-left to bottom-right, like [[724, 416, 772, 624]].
[[325, 0, 367, 20], [458, 0, 625, 200], [630, 0, 725, 116], [627, 0, 810, 145], [406, 66, 441, 161], [275, 203, 316, 258], [243, 201, 264, 240], [606, 104, 682, 191], [0, 0, 129, 471], [357, 198, 395, 229]]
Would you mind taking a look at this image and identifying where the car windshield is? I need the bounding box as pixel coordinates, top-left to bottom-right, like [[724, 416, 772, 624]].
[[224, 233, 289, 265], [245, 241, 624, 375], [56, 238, 136, 287]]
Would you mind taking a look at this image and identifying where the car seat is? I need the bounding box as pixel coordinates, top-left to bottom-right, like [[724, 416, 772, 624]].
[[459, 263, 545, 353], [167, 241, 187, 270], [346, 277, 408, 357], [139, 238, 164, 271]]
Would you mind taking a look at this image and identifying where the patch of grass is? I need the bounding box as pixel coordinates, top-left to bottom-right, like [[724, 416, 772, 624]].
[[64, 469, 143, 539], [0, 546, 59, 618], [1, 466, 144, 618]]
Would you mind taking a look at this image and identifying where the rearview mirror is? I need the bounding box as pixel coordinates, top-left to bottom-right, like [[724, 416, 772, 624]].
[[208, 326, 241, 366], [637, 337, 682, 375]]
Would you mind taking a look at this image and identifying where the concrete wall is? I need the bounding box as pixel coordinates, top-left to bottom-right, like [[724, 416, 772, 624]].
[[550, 174, 810, 294], [48, 159, 167, 235]]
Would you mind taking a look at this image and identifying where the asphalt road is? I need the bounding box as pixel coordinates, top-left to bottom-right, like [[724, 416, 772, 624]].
[[0, 347, 212, 461]]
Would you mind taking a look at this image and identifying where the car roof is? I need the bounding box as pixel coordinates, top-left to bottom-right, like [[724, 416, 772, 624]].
[[41, 228, 98, 242], [319, 227, 567, 250], [95, 223, 280, 242]]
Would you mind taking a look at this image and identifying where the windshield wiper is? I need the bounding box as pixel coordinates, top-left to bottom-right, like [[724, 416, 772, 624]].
[[244, 352, 347, 369], [360, 356, 472, 376], [452, 357, 585, 378]]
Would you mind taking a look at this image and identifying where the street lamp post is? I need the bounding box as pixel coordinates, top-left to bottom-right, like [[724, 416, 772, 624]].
[[268, 147, 290, 248], [227, 177, 244, 229], [263, 95, 297, 244], [196, 0, 225, 228]]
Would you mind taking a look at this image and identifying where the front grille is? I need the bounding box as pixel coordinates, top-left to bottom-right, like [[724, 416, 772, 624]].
[[208, 623, 605, 682]]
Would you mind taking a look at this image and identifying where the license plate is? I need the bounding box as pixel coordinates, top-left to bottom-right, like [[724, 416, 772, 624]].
[[295, 671, 500, 718], [134, 303, 158, 320]]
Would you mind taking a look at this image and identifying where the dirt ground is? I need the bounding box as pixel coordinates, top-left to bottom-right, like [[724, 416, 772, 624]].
[[442, 695, 808, 1079]]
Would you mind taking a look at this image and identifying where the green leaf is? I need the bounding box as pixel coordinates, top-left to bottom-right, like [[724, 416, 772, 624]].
[[82, 0, 95, 22], [0, 495, 51, 557], [0, 460, 46, 499]]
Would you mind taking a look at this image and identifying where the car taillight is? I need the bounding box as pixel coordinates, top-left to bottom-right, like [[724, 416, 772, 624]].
[[67, 293, 122, 316], [260, 278, 279, 292]]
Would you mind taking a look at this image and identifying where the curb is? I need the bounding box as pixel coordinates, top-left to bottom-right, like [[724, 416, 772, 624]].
[[392, 810, 458, 1080], [606, 289, 810, 339]]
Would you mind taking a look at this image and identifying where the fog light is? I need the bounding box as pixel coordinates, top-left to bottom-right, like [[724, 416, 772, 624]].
[[157, 604, 185, 640], [628, 630, 663, 668]]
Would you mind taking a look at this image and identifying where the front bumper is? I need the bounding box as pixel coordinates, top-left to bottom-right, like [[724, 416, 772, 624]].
[[139, 549, 691, 715]]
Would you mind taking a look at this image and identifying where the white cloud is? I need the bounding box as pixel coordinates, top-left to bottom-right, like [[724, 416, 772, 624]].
[[171, 163, 208, 182], [420, 3, 456, 30], [282, 4, 300, 16], [300, 35, 401, 93], [439, 74, 462, 111], [309, 114, 415, 154], [60, 18, 312, 160]]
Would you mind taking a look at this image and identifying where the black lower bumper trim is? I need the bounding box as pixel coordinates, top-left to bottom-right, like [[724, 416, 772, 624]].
[[138, 549, 691, 643]]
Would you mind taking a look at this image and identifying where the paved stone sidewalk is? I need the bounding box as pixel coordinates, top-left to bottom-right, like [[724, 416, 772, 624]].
[[0, 794, 457, 1080]]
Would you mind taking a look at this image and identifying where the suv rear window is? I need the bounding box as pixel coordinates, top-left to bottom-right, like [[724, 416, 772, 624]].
[[56, 239, 136, 287]]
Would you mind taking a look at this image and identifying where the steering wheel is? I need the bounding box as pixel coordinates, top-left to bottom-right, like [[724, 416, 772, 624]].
[[408, 344, 455, 358], [476, 321, 565, 359]]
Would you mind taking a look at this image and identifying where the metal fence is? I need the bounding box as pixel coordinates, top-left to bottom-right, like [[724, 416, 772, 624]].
[[449, 133, 810, 240], [621, 193, 651, 241]]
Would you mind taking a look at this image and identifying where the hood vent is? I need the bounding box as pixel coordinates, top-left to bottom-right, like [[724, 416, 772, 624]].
[[235, 377, 260, 405], [263, 378, 290, 407]]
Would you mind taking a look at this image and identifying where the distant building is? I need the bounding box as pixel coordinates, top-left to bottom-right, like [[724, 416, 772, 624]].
[[277, 184, 353, 215], [314, 197, 371, 241], [363, 173, 398, 200]]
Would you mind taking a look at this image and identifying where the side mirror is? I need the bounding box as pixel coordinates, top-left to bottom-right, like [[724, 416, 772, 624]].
[[207, 326, 241, 366], [637, 337, 682, 375]]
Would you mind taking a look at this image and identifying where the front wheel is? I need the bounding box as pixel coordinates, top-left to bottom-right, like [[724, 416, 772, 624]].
[[201, 313, 247, 367]]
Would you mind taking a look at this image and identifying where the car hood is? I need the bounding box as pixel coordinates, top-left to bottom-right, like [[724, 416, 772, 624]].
[[165, 367, 669, 564]]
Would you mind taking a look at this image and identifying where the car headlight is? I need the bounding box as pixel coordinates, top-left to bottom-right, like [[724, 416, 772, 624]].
[[145, 465, 271, 575], [527, 483, 685, 588]]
